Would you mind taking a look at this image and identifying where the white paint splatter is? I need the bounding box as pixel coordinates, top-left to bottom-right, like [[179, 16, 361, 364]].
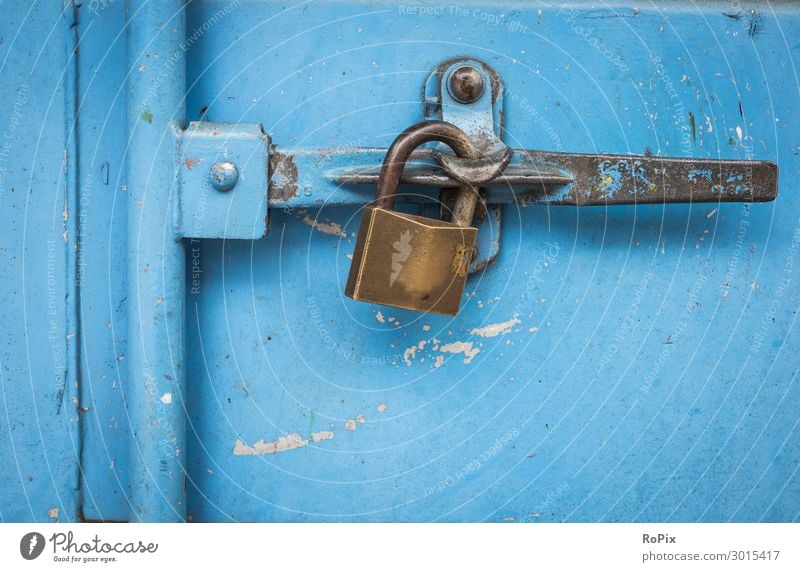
[[469, 316, 521, 338], [377, 403, 387, 413], [302, 215, 346, 237], [439, 341, 480, 364], [376, 311, 385, 323], [528, 326, 539, 333], [48, 507, 59, 519], [736, 126, 743, 141], [356, 413, 366, 424], [233, 433, 308, 456], [160, 392, 172, 405], [422, 325, 431, 331], [434, 355, 445, 368]]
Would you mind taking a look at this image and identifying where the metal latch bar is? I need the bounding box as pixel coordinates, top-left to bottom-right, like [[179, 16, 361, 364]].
[[268, 146, 777, 208]]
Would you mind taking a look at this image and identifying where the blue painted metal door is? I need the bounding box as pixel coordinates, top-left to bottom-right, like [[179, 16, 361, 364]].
[[1, 0, 798, 522]]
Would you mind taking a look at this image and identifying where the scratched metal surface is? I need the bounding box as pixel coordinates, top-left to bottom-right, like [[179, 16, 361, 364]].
[[2, 0, 799, 523]]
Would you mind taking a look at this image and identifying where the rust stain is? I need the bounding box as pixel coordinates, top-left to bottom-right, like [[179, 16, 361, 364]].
[[184, 157, 204, 170], [269, 147, 299, 201]]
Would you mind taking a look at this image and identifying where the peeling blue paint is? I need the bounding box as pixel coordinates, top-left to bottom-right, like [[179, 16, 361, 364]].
[[597, 159, 652, 198], [598, 160, 624, 197], [687, 168, 713, 183]]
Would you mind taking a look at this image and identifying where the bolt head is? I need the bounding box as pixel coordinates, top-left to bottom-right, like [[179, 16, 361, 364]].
[[448, 65, 485, 104], [209, 161, 239, 192]]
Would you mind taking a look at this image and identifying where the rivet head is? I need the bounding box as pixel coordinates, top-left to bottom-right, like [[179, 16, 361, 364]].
[[209, 161, 239, 192], [448, 65, 485, 104]]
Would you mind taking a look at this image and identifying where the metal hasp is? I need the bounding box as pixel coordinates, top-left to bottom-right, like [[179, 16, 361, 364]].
[[126, 0, 268, 522], [269, 56, 778, 270], [425, 58, 510, 273]]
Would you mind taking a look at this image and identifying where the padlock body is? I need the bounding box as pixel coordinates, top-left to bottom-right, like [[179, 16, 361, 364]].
[[345, 206, 477, 315]]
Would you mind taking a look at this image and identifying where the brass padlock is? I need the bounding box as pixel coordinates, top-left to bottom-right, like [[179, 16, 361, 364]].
[[345, 121, 481, 316]]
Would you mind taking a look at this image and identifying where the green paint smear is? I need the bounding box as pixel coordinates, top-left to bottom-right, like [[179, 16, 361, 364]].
[[688, 111, 696, 142], [141, 110, 153, 124]]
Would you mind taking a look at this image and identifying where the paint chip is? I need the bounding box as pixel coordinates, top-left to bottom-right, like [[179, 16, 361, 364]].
[[376, 311, 385, 323], [344, 420, 357, 431], [469, 316, 521, 338], [301, 215, 347, 237], [403, 345, 417, 366], [377, 404, 387, 413], [233, 433, 308, 456], [439, 341, 480, 364], [160, 392, 172, 405], [434, 355, 445, 368], [311, 431, 334, 443], [48, 507, 59, 519], [422, 325, 431, 331]]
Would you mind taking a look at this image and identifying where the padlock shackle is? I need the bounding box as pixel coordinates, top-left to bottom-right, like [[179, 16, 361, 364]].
[[374, 120, 479, 211]]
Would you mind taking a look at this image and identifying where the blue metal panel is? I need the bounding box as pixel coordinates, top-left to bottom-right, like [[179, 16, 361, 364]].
[[183, 0, 799, 522], [0, 2, 80, 521]]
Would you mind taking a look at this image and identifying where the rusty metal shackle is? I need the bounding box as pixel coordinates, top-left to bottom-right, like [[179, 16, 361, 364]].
[[374, 120, 479, 212]]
